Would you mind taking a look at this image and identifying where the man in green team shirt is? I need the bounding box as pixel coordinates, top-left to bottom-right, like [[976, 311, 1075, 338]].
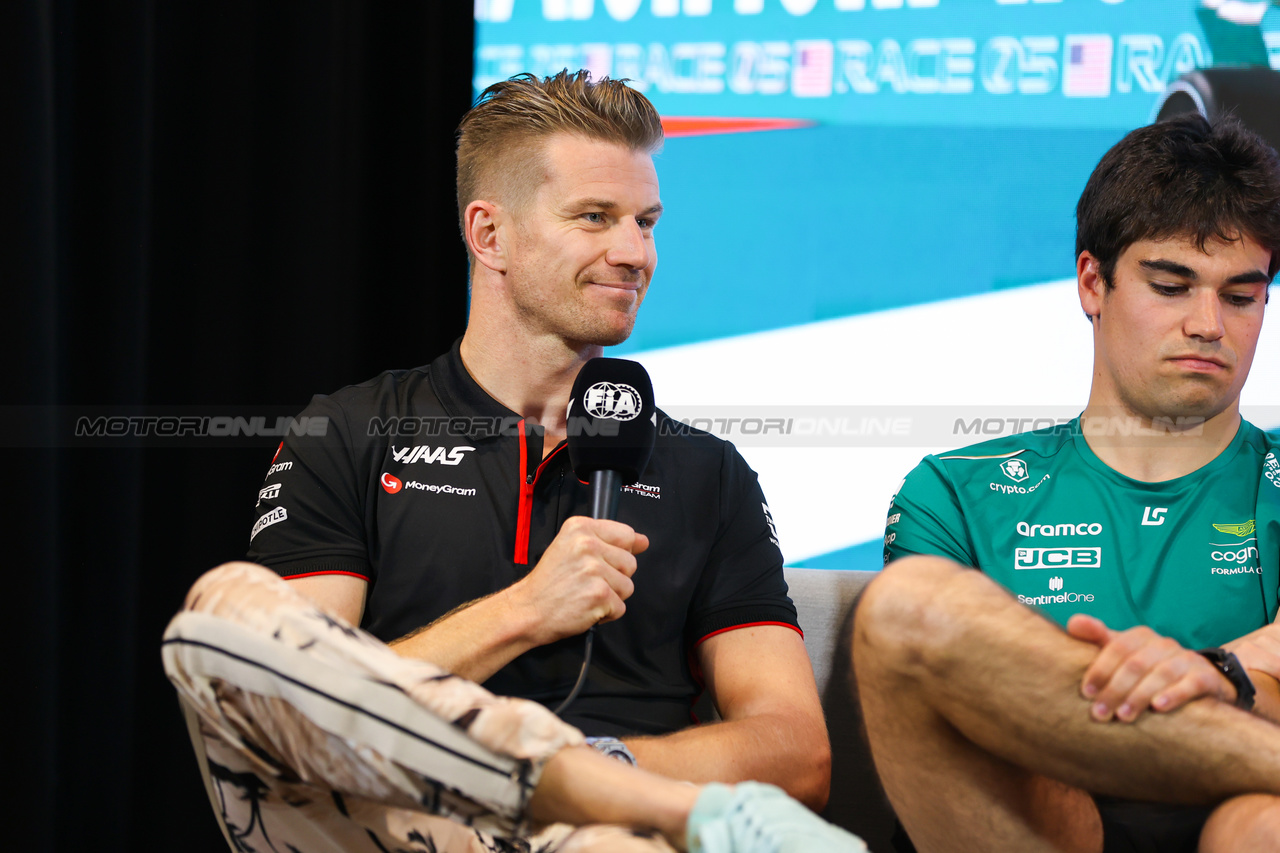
[[855, 114, 1280, 852]]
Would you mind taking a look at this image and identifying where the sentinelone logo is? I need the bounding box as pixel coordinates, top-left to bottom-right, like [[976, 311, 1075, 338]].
[[1019, 590, 1096, 605]]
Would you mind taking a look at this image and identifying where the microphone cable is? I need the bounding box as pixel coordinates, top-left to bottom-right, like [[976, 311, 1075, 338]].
[[552, 628, 593, 716], [555, 359, 655, 718]]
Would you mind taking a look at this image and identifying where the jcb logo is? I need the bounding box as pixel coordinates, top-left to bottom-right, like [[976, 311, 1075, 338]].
[[1015, 547, 1102, 570]]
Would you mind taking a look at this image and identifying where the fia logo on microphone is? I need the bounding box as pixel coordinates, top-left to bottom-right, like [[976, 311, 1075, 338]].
[[584, 382, 642, 421]]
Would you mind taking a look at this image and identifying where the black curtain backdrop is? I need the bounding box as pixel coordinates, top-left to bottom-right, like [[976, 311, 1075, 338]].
[[4, 2, 474, 848]]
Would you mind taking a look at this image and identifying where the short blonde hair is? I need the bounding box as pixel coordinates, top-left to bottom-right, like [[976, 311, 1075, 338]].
[[456, 70, 664, 233]]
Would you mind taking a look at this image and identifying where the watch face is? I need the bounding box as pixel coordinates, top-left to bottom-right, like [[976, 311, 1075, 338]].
[[585, 736, 636, 765]]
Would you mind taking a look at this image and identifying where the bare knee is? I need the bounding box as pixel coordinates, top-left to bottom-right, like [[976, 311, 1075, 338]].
[[1200, 795, 1280, 853], [852, 555, 986, 682]]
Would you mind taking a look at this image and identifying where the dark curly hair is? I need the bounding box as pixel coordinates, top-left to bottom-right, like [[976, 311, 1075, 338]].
[[1076, 113, 1280, 288]]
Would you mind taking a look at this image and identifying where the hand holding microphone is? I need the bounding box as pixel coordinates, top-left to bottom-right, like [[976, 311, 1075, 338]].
[[517, 516, 648, 644], [509, 358, 657, 647], [535, 358, 657, 715]]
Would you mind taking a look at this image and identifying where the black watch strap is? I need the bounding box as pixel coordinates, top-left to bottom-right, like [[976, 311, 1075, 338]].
[[1198, 647, 1256, 712]]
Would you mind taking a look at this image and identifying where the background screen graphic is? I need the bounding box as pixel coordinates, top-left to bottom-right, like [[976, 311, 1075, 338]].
[[476, 0, 1280, 570]]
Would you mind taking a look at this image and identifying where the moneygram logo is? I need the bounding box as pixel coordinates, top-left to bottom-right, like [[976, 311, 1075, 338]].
[[404, 481, 477, 497], [381, 473, 403, 494], [1015, 547, 1102, 570], [1016, 521, 1102, 538], [623, 482, 661, 500]]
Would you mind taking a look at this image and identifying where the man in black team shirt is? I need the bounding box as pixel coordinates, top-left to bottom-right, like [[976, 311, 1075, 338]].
[[244, 71, 829, 811]]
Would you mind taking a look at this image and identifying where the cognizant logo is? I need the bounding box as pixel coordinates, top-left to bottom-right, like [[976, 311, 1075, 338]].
[[1211, 546, 1259, 563]]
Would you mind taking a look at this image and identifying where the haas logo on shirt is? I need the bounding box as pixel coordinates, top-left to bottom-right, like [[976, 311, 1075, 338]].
[[391, 445, 476, 466]]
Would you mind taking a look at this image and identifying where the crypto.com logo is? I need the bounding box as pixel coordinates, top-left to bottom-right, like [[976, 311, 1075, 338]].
[[1000, 458, 1029, 482]]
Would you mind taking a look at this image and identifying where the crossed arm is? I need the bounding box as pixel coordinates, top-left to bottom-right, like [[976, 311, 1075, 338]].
[[1054, 611, 1280, 726]]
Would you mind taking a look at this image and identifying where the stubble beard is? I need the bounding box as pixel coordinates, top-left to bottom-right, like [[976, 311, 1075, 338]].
[[1113, 367, 1236, 427], [511, 281, 642, 350]]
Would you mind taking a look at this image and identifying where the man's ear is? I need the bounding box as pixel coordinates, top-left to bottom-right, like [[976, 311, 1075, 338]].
[[463, 200, 508, 274], [1077, 250, 1106, 323]]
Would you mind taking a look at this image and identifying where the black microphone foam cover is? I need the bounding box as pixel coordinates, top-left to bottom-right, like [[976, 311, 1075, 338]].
[[567, 357, 656, 485]]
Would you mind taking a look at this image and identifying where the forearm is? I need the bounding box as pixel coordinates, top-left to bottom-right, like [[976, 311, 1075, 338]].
[[625, 711, 831, 811], [529, 745, 699, 850], [1247, 671, 1280, 726], [389, 589, 540, 683], [1223, 625, 1280, 724]]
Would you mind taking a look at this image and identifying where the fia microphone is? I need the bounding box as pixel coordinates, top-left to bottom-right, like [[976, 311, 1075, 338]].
[[566, 357, 657, 520], [553, 357, 656, 717]]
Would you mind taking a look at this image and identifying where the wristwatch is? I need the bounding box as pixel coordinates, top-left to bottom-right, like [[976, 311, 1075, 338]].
[[1198, 647, 1256, 712], [584, 736, 637, 766]]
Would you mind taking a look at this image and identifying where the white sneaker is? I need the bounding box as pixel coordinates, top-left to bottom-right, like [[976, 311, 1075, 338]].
[[687, 782, 868, 853]]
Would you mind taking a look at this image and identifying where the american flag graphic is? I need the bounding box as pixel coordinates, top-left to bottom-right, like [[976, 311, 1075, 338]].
[[582, 43, 612, 82], [791, 40, 833, 98], [1062, 34, 1113, 98]]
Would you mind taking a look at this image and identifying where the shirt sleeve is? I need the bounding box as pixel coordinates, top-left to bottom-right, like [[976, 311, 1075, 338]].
[[245, 392, 373, 580], [685, 441, 800, 646], [884, 455, 978, 568]]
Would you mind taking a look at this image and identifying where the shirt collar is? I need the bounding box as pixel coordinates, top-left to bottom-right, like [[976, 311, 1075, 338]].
[[428, 338, 529, 442]]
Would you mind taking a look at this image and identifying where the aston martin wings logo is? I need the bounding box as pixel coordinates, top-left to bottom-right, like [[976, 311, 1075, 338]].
[[1212, 520, 1256, 537]]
